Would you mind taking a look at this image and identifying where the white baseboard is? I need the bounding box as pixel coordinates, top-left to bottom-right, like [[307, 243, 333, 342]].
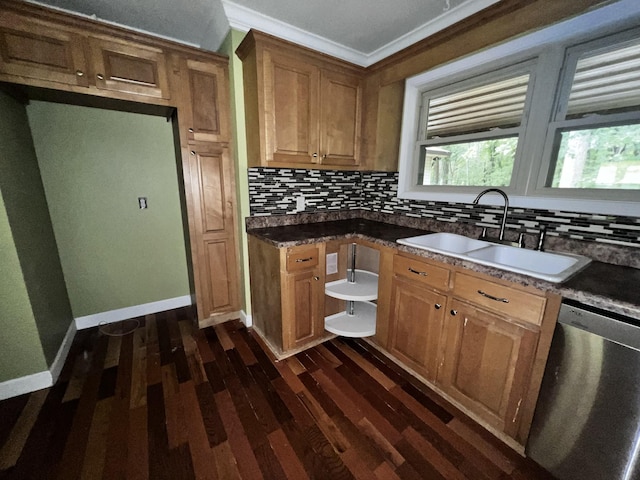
[[0, 296, 193, 401], [240, 310, 252, 328], [74, 295, 192, 330], [49, 320, 77, 384], [0, 371, 52, 401]]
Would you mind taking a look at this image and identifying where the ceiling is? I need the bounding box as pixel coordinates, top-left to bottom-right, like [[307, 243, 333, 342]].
[[29, 0, 499, 66]]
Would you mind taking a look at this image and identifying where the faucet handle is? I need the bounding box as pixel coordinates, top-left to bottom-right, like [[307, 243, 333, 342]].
[[536, 225, 547, 251], [479, 227, 487, 240], [517, 232, 525, 248]]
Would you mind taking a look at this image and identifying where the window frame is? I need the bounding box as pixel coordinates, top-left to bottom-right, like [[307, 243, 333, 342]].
[[397, 0, 640, 216]]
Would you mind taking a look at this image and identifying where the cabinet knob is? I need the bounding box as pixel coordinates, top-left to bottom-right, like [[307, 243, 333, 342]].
[[97, 73, 104, 80], [450, 309, 457, 316], [188, 128, 194, 133], [190, 150, 196, 156], [313, 276, 320, 281], [75, 70, 84, 77], [312, 153, 318, 158], [435, 304, 441, 309]]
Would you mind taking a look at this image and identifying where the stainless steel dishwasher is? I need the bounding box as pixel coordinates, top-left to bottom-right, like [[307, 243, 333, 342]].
[[526, 301, 640, 480]]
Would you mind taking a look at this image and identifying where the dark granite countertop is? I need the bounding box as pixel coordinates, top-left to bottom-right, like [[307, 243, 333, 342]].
[[247, 218, 640, 320]]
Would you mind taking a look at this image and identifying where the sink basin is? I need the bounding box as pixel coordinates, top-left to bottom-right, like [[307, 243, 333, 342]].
[[466, 245, 591, 282], [397, 233, 591, 283], [397, 232, 490, 256]]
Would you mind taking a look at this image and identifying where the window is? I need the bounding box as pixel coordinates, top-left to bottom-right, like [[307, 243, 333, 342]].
[[397, 1, 640, 215], [539, 35, 640, 198], [415, 65, 534, 188]]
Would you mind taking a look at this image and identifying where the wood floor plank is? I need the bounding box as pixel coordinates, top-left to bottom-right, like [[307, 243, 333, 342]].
[[214, 389, 264, 480], [180, 381, 218, 480], [213, 324, 235, 351], [130, 327, 148, 408], [162, 364, 189, 449], [0, 389, 48, 469], [267, 428, 309, 480], [126, 405, 149, 480], [78, 398, 112, 480]]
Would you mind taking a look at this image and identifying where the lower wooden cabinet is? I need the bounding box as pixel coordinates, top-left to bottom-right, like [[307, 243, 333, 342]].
[[439, 298, 540, 439], [248, 238, 327, 357], [381, 251, 560, 451], [388, 275, 446, 382]]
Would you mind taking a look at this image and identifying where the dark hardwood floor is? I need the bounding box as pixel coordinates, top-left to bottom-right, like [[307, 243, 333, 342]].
[[0, 307, 555, 479]]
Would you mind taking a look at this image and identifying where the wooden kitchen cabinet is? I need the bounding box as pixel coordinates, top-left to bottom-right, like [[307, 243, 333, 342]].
[[186, 144, 240, 321], [88, 36, 170, 99], [379, 250, 559, 451], [0, 12, 89, 87], [388, 275, 447, 382], [184, 58, 229, 143], [440, 298, 539, 440], [237, 30, 364, 169], [248, 238, 327, 357]]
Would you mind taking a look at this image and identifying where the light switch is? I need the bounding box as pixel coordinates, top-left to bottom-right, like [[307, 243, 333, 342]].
[[138, 197, 148, 209]]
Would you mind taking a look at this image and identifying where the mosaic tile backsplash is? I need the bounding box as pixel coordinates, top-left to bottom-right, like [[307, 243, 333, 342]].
[[248, 167, 640, 248]]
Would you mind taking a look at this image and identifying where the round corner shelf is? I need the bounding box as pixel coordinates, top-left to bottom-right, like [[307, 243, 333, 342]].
[[325, 270, 379, 301], [324, 301, 377, 338]]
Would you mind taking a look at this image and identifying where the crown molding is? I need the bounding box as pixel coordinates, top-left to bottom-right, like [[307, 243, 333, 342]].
[[223, 0, 499, 67], [222, 0, 367, 65]]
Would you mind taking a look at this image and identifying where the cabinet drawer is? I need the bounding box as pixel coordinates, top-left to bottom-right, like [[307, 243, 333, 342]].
[[393, 255, 450, 291], [286, 246, 320, 272], [453, 272, 546, 326]]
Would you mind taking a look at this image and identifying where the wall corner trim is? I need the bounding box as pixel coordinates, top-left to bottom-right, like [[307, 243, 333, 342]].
[[74, 295, 193, 330], [240, 310, 252, 328], [49, 320, 77, 384]]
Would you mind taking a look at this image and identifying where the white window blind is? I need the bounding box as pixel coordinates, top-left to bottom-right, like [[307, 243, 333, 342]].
[[566, 39, 640, 118], [425, 74, 530, 138]]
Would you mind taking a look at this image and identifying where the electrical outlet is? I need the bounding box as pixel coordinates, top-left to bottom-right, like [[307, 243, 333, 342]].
[[296, 196, 306, 212], [138, 197, 148, 209], [326, 253, 338, 275]]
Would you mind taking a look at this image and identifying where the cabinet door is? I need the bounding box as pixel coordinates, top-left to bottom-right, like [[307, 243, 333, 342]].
[[319, 69, 362, 166], [185, 59, 229, 143], [283, 267, 324, 351], [187, 144, 239, 319], [264, 51, 319, 165], [89, 37, 170, 99], [440, 299, 539, 437], [388, 275, 447, 382], [0, 13, 88, 87]]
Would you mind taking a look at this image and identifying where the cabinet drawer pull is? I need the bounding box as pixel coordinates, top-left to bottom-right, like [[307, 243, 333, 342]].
[[408, 267, 428, 277], [477, 290, 509, 303], [435, 304, 441, 309], [97, 73, 104, 80], [76, 70, 84, 77], [313, 276, 320, 281], [296, 257, 313, 263]]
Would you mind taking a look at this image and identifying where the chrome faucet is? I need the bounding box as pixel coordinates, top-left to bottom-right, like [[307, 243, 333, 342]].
[[472, 188, 509, 241]]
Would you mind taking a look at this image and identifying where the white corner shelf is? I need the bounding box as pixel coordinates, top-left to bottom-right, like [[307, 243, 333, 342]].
[[324, 302, 377, 338], [324, 270, 379, 301]]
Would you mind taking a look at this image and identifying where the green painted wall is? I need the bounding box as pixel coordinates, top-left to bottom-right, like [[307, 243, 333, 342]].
[[0, 91, 64, 378], [27, 102, 190, 317], [220, 28, 252, 315]]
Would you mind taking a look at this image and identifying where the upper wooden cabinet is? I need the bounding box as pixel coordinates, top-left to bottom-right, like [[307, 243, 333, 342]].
[[0, 12, 89, 87], [184, 59, 230, 144], [0, 4, 171, 103], [88, 37, 170, 99], [237, 30, 364, 169]]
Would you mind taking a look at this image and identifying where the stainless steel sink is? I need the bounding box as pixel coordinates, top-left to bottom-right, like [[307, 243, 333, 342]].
[[397, 233, 591, 283]]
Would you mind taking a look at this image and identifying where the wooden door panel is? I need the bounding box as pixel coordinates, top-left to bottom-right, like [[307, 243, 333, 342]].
[[265, 51, 319, 164], [90, 37, 169, 98], [283, 266, 323, 351], [186, 59, 228, 143], [319, 69, 361, 166], [441, 299, 539, 433], [388, 276, 446, 381], [205, 239, 232, 311], [0, 14, 88, 87]]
